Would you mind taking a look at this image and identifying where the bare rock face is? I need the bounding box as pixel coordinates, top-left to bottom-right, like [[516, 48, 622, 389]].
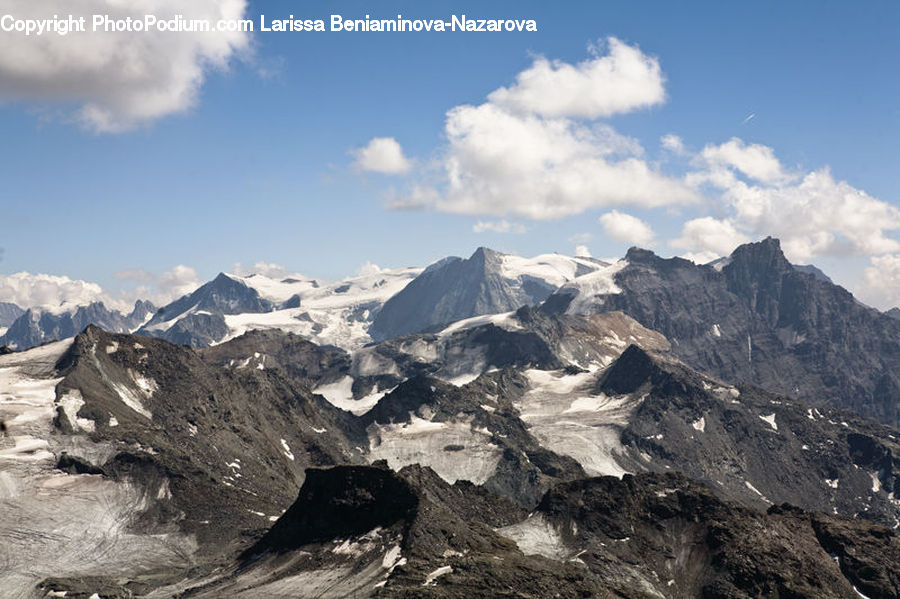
[[534, 472, 900, 598], [155, 464, 900, 599], [371, 248, 598, 341], [545, 238, 900, 428], [6, 295, 900, 598]]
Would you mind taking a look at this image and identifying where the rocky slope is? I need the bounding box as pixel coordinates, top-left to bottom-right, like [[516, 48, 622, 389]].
[[544, 237, 900, 428], [370, 248, 605, 341], [142, 464, 900, 599], [4, 297, 900, 597]]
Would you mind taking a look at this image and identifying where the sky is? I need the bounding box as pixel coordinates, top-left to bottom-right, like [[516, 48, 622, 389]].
[[1, 0, 900, 311]]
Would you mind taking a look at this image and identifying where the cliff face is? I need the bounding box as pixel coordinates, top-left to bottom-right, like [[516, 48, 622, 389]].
[[546, 238, 900, 428]]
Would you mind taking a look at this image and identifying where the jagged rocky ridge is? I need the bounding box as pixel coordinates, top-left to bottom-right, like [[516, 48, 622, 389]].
[[4, 242, 900, 597], [0, 299, 155, 351], [142, 464, 900, 598], [4, 303, 900, 597], [544, 237, 900, 428]]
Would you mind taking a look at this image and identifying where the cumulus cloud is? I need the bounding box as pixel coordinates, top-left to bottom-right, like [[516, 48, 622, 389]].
[[686, 140, 900, 262], [0, 272, 106, 313], [432, 102, 697, 219], [352, 137, 412, 174], [574, 245, 592, 257], [472, 220, 527, 234], [356, 261, 383, 277], [487, 37, 665, 119], [856, 255, 900, 311], [384, 39, 696, 220], [599, 210, 655, 247], [114, 264, 201, 307], [670, 217, 750, 259], [0, 0, 250, 132], [696, 137, 793, 185], [660, 133, 686, 155]]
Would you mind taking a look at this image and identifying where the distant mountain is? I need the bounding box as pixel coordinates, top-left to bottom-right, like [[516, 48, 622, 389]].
[[0, 299, 155, 350], [543, 237, 900, 428], [0, 301, 24, 327], [139, 267, 421, 349], [370, 247, 605, 340], [887, 307, 900, 320]]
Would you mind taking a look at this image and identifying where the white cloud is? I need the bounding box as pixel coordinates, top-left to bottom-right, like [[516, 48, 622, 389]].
[[472, 220, 527, 234], [598, 210, 655, 247], [352, 137, 412, 174], [574, 245, 592, 257], [0, 266, 202, 315], [487, 37, 665, 119], [0, 272, 106, 313], [660, 133, 686, 155], [356, 261, 383, 277], [856, 255, 900, 310], [696, 137, 793, 185], [671, 217, 750, 258], [231, 261, 288, 278], [686, 140, 900, 262], [387, 39, 696, 220], [115, 264, 201, 307], [430, 102, 697, 219], [0, 0, 250, 132]]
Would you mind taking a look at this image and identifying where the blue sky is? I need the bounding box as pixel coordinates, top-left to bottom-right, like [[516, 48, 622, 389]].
[[1, 0, 899, 309]]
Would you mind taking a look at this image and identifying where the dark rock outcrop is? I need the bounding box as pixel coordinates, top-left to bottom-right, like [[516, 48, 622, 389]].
[[546, 237, 900, 428]]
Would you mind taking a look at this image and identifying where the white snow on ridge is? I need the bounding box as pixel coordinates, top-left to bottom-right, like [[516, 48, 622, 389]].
[[226, 272, 319, 304], [499, 253, 605, 288], [560, 260, 628, 315], [438, 311, 522, 337], [222, 266, 422, 351]]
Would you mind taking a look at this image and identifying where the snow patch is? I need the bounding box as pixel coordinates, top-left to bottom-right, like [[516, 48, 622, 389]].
[[314, 376, 382, 416], [498, 514, 570, 560], [692, 416, 706, 433], [57, 390, 95, 433], [871, 472, 882, 493], [559, 260, 628, 315], [759, 413, 777, 430], [423, 565, 453, 586], [280, 439, 295, 461], [516, 369, 635, 477]]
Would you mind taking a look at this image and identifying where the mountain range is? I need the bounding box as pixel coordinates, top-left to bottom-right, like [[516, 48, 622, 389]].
[[2, 238, 900, 598]]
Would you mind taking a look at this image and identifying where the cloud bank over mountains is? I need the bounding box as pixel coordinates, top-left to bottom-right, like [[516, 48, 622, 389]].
[[0, 266, 201, 313]]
